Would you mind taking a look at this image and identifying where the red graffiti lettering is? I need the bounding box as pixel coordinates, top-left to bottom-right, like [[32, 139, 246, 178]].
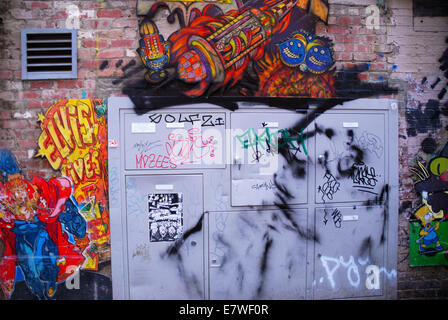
[[136, 153, 177, 169]]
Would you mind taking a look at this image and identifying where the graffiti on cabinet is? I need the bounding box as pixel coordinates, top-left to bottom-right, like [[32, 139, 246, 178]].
[[317, 172, 340, 202], [235, 127, 308, 157], [156, 108, 392, 297], [409, 139, 448, 266], [111, 1, 399, 298], [316, 254, 396, 291]]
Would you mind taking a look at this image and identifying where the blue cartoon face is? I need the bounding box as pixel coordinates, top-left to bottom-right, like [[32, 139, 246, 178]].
[[305, 41, 334, 74], [279, 38, 306, 67], [278, 34, 307, 67], [277, 31, 334, 74]]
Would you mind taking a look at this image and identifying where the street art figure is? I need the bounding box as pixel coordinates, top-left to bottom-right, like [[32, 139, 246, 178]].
[[410, 140, 448, 263], [412, 142, 448, 221], [278, 31, 334, 74], [138, 19, 171, 83], [0, 149, 86, 299], [414, 207, 443, 254], [137, 0, 333, 97]]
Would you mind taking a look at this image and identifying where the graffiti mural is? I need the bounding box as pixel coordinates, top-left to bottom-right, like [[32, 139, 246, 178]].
[[409, 138, 448, 266], [0, 149, 83, 299], [36, 99, 110, 271], [0, 99, 111, 300], [105, 0, 399, 113], [136, 0, 332, 97]]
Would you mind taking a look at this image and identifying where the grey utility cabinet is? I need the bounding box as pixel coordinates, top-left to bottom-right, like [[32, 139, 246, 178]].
[[108, 97, 398, 300]]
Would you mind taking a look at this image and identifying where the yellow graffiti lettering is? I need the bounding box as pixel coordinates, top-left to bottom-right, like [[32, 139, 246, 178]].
[[84, 153, 93, 179], [37, 99, 109, 272], [91, 150, 101, 176], [37, 130, 62, 169], [53, 105, 74, 150], [67, 103, 84, 148], [73, 158, 84, 181], [47, 118, 70, 159], [77, 101, 94, 145]]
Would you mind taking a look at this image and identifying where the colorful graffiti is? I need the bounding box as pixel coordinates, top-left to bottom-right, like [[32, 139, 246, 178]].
[[138, 20, 171, 83], [134, 0, 332, 97], [0, 149, 85, 299], [409, 138, 448, 266], [0, 99, 110, 299], [36, 99, 110, 271]]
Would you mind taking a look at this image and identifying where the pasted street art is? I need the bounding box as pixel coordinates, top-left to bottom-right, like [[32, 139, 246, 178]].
[[36, 99, 110, 271], [148, 193, 183, 242], [0, 99, 111, 299], [410, 138, 448, 266]]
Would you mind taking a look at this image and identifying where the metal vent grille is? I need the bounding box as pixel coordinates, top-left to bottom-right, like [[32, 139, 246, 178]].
[[21, 29, 77, 80]]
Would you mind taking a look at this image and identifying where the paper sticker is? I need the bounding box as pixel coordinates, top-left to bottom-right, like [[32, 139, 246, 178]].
[[264, 122, 279, 128], [148, 193, 183, 242], [108, 139, 118, 148], [342, 215, 359, 221], [155, 184, 174, 190], [132, 122, 156, 133], [166, 122, 185, 128], [343, 122, 359, 128]]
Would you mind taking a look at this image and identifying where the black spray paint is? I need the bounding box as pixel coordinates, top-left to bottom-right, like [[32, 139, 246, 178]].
[[406, 37, 448, 136]]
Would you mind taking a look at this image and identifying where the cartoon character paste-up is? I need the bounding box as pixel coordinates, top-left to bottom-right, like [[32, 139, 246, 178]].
[[138, 19, 171, 83], [0, 149, 86, 299], [411, 142, 448, 256], [278, 31, 334, 73], [415, 206, 444, 254]]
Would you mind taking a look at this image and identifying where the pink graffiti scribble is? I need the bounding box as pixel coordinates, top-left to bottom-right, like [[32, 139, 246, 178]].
[[165, 128, 216, 165]]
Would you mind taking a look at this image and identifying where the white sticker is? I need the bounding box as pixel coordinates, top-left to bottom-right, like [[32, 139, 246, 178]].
[[264, 122, 279, 128], [108, 139, 118, 148], [166, 122, 185, 128], [343, 122, 359, 128], [155, 184, 174, 190], [343, 215, 359, 221], [132, 122, 156, 133]]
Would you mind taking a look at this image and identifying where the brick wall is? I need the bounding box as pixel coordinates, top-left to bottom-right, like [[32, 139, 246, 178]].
[[385, 0, 448, 299], [0, 0, 447, 299], [0, 0, 138, 179]]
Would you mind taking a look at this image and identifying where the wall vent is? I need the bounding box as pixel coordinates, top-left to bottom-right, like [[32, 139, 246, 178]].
[[21, 29, 77, 80]]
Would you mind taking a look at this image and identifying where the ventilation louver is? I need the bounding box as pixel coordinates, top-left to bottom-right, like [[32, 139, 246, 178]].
[[21, 29, 77, 80]]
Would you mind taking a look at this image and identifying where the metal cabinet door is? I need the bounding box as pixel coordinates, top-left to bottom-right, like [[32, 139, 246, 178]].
[[315, 113, 386, 204], [313, 206, 387, 299], [231, 112, 309, 206], [125, 174, 204, 299], [209, 209, 308, 299]]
